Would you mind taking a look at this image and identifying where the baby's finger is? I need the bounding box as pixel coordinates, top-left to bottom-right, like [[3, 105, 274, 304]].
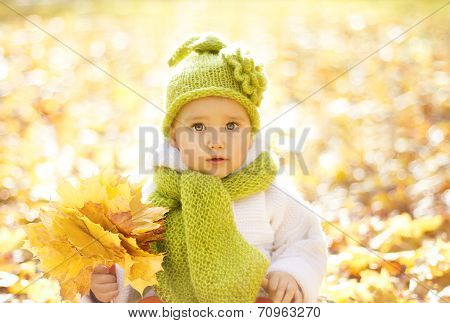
[[93, 265, 110, 274], [281, 283, 296, 303], [261, 277, 269, 289], [268, 275, 280, 293], [92, 282, 118, 294], [293, 289, 303, 303], [97, 290, 119, 303], [92, 273, 116, 284], [272, 280, 288, 303]]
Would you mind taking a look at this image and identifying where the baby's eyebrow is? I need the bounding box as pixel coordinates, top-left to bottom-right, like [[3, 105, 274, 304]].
[[186, 115, 246, 122], [186, 115, 210, 121], [227, 115, 247, 122]]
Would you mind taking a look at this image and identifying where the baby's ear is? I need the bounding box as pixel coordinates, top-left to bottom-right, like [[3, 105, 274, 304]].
[[169, 127, 178, 148], [247, 133, 254, 150]]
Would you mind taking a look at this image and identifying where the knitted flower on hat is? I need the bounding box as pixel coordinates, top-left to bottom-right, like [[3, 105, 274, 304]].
[[161, 32, 268, 138]]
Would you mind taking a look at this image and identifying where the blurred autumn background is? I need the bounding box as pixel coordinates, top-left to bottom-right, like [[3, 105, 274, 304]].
[[0, 0, 448, 303]]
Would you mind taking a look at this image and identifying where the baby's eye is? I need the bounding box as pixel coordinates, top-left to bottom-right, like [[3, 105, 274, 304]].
[[226, 122, 239, 131], [191, 123, 206, 132]]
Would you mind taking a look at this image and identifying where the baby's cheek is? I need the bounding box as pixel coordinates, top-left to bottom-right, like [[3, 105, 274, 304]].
[[179, 148, 198, 168]]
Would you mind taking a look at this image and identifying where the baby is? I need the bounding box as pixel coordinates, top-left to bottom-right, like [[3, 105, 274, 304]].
[[83, 32, 328, 303]]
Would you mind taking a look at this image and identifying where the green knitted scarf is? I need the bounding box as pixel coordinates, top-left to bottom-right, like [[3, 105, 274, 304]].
[[146, 151, 278, 302]]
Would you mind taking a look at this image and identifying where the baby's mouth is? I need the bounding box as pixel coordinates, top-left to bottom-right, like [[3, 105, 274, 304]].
[[207, 156, 228, 164]]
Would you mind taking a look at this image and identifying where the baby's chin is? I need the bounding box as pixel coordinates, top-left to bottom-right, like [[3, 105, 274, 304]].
[[193, 165, 235, 179]]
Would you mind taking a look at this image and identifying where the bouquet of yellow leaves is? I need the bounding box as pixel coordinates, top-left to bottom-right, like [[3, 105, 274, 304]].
[[25, 169, 169, 302]]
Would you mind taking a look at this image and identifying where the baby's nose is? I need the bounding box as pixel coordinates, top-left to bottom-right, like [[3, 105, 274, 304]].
[[208, 142, 224, 149]]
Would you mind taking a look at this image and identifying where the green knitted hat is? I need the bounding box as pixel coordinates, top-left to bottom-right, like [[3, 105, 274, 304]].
[[161, 32, 268, 138]]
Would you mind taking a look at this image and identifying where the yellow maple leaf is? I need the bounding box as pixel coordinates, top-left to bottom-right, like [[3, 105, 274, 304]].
[[25, 222, 105, 302], [123, 252, 165, 296], [52, 212, 124, 261], [26, 170, 167, 302]]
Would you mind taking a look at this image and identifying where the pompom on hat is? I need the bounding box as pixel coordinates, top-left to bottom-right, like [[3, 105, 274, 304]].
[[161, 32, 268, 138]]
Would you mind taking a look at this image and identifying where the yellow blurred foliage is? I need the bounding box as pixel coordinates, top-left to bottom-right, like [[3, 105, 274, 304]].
[[0, 0, 448, 302]]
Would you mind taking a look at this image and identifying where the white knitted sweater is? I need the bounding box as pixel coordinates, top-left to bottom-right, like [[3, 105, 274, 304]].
[[81, 137, 328, 303]]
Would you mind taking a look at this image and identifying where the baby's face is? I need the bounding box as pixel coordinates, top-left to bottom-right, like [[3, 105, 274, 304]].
[[169, 96, 253, 179]]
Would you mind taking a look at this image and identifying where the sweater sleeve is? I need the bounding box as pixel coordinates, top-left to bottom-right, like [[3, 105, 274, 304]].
[[265, 177, 328, 303]]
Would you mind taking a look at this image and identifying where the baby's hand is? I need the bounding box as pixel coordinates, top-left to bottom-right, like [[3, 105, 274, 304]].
[[90, 265, 118, 302], [261, 271, 303, 303]]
